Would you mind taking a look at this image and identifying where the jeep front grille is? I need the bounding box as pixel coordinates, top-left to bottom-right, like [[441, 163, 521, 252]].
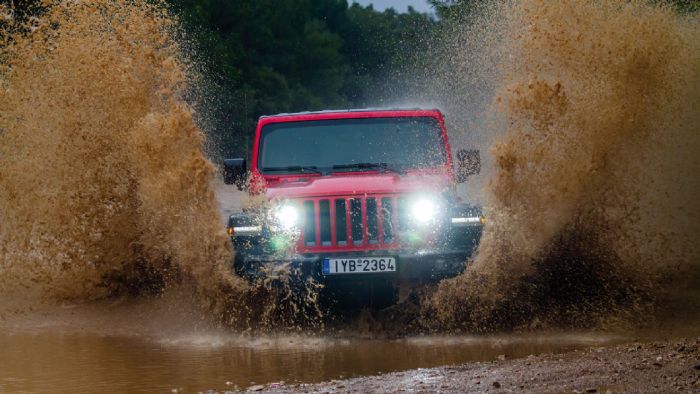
[[299, 195, 406, 252]]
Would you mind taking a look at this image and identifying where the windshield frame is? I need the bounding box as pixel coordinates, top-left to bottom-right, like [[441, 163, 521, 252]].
[[252, 111, 453, 177]]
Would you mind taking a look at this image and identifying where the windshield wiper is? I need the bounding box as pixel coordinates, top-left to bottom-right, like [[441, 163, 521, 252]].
[[332, 162, 403, 175], [262, 166, 323, 175]]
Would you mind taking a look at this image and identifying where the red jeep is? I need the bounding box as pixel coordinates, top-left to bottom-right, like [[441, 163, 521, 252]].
[[223, 109, 483, 307]]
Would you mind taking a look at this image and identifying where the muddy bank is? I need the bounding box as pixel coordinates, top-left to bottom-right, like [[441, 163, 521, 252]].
[[260, 337, 700, 393]]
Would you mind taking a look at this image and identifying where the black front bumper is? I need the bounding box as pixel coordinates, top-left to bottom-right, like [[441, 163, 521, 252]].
[[233, 249, 471, 284], [234, 249, 474, 308]]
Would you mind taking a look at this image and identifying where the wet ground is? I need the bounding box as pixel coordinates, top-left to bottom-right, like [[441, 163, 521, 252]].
[[0, 321, 628, 392]]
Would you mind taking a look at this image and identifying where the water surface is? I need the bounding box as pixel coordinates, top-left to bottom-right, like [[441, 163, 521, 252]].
[[0, 328, 628, 393]]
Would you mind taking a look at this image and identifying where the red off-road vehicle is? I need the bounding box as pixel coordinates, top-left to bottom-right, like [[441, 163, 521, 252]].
[[223, 109, 483, 307]]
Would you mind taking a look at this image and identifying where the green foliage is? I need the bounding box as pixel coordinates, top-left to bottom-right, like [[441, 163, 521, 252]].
[[664, 0, 700, 13], [169, 0, 438, 156]]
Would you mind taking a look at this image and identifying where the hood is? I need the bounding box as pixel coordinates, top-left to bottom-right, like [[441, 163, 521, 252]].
[[265, 173, 452, 200]]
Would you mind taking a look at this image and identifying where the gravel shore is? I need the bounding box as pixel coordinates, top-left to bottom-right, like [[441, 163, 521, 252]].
[[251, 337, 700, 393]]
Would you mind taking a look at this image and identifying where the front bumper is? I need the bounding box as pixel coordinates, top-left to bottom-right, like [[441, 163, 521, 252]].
[[234, 249, 472, 284]]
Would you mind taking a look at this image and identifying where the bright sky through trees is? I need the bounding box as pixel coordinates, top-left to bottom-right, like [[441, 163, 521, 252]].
[[353, 0, 434, 13]]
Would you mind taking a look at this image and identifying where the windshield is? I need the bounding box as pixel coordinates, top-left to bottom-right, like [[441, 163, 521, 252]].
[[258, 117, 447, 174]]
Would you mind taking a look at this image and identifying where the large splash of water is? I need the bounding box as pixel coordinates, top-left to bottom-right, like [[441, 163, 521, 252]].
[[0, 0, 251, 314], [432, 0, 700, 331]]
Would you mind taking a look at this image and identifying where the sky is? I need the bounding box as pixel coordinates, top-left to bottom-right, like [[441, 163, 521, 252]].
[[352, 0, 434, 14]]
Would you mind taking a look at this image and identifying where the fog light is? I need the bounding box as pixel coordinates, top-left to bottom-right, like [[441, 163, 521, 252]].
[[270, 234, 291, 251]]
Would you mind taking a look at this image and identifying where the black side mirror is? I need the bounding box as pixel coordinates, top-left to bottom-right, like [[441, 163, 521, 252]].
[[455, 149, 480, 183], [223, 158, 247, 190]]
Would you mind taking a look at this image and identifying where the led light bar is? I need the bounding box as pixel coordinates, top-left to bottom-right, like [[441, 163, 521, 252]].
[[229, 225, 263, 236], [451, 217, 484, 226]]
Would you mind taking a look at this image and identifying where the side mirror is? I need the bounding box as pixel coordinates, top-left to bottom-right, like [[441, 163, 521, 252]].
[[455, 149, 480, 183], [223, 158, 247, 190]]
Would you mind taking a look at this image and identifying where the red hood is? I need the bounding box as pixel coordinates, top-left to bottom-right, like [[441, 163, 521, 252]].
[[264, 173, 452, 200]]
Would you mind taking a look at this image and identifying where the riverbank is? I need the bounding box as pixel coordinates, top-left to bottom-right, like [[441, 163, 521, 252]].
[[258, 336, 700, 393]]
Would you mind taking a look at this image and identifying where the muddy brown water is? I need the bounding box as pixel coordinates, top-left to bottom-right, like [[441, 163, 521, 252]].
[[0, 327, 629, 393], [2, 296, 699, 393]]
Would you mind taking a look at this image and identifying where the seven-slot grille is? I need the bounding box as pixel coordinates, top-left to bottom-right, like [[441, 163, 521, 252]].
[[298, 195, 410, 252]]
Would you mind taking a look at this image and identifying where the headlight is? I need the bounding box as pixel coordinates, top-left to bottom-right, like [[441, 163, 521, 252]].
[[273, 204, 299, 230], [411, 198, 438, 224]]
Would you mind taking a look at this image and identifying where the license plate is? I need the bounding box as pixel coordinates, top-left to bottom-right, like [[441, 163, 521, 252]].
[[322, 257, 396, 275]]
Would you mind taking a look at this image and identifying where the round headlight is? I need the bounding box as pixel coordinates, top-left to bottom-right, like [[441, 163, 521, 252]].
[[411, 198, 438, 224], [274, 204, 299, 230]]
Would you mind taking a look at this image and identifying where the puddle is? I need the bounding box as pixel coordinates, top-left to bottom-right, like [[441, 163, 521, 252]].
[[0, 329, 629, 393]]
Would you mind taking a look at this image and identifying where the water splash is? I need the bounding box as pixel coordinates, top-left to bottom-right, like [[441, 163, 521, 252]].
[[0, 0, 252, 317], [432, 0, 700, 331]]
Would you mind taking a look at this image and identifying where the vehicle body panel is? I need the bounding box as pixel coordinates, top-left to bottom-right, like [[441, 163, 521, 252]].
[[250, 109, 455, 193], [264, 173, 452, 200]]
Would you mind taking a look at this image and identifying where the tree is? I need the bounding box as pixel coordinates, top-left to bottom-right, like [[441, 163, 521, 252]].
[[172, 0, 438, 156]]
